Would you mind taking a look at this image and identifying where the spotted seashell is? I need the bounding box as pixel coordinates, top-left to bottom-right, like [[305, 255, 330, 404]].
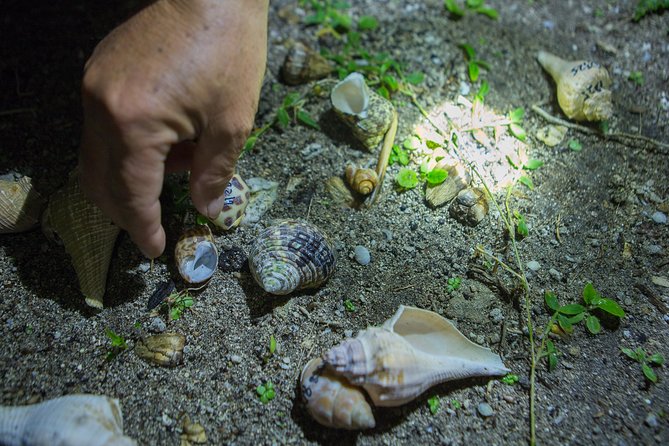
[[0, 176, 45, 234], [300, 357, 375, 430], [135, 333, 185, 367], [175, 225, 218, 286], [211, 174, 251, 230], [331, 72, 395, 151], [41, 170, 120, 309], [248, 219, 336, 295], [0, 394, 137, 446], [345, 165, 378, 196], [281, 41, 333, 85]]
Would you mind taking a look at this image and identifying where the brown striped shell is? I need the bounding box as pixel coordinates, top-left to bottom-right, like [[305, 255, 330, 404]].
[[174, 225, 218, 285], [345, 165, 378, 196], [248, 220, 336, 295], [281, 42, 333, 85], [135, 333, 186, 367], [0, 176, 45, 233], [211, 174, 251, 230]]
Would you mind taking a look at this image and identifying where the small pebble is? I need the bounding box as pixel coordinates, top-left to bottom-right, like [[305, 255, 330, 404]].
[[477, 402, 494, 417], [651, 212, 667, 224], [646, 244, 663, 255], [138, 262, 151, 273], [459, 81, 470, 96], [148, 317, 166, 333], [645, 413, 659, 428], [548, 268, 562, 281], [527, 260, 541, 271], [354, 245, 371, 265], [229, 355, 243, 364], [489, 308, 504, 323]]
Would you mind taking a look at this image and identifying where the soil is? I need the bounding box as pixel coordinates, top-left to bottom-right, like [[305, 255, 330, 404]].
[[1, 1, 668, 445]]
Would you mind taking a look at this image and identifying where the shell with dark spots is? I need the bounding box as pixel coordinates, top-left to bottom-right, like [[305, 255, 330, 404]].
[[211, 174, 251, 230]]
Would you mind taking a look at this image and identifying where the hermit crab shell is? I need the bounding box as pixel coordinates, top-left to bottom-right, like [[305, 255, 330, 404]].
[[345, 165, 378, 196], [41, 170, 120, 309], [281, 41, 333, 85], [322, 305, 509, 407], [0, 176, 45, 234], [0, 394, 137, 446], [211, 174, 251, 230], [135, 332, 186, 367], [537, 50, 613, 122], [248, 219, 336, 295], [300, 357, 375, 430], [331, 72, 395, 151], [175, 225, 218, 285]]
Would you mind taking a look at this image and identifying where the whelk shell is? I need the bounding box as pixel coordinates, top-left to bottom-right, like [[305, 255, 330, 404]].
[[0, 176, 45, 234], [175, 225, 218, 286], [0, 394, 136, 446], [281, 41, 333, 85], [248, 219, 336, 295], [211, 174, 251, 230], [345, 165, 378, 196], [537, 50, 613, 122], [135, 332, 186, 367]]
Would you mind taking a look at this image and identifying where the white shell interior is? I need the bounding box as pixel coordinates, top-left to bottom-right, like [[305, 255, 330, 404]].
[[182, 241, 217, 283], [331, 72, 370, 118]]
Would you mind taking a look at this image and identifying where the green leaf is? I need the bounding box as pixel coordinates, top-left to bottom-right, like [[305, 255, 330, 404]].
[[405, 71, 425, 85], [466, 0, 484, 7], [508, 107, 524, 123], [557, 314, 574, 334], [476, 80, 490, 99], [444, 0, 466, 17], [358, 15, 378, 30], [403, 135, 421, 150], [509, 123, 527, 141], [182, 296, 194, 308], [426, 168, 449, 185], [304, 10, 326, 25], [276, 107, 290, 128], [544, 291, 560, 311], [568, 139, 583, 151], [583, 282, 599, 305], [282, 92, 300, 108], [468, 61, 480, 82], [585, 315, 601, 334], [546, 340, 558, 371], [596, 298, 625, 318], [642, 363, 658, 383], [296, 110, 320, 130], [518, 175, 534, 190], [501, 374, 519, 385], [567, 312, 585, 324], [243, 135, 258, 153], [395, 168, 419, 190], [523, 159, 544, 170], [269, 335, 277, 355], [621, 347, 640, 361], [461, 43, 476, 60], [425, 139, 442, 149], [382, 74, 399, 92], [170, 307, 181, 321], [256, 385, 266, 396], [377, 85, 390, 100], [427, 396, 440, 415], [514, 211, 528, 237], [558, 304, 586, 315], [476, 6, 499, 19], [196, 214, 210, 225], [649, 353, 664, 365]]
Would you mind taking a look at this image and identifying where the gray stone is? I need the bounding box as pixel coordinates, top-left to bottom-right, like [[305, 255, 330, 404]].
[[354, 245, 371, 265], [477, 402, 494, 417], [148, 317, 166, 333], [645, 412, 659, 428], [527, 261, 541, 271], [651, 212, 667, 224]]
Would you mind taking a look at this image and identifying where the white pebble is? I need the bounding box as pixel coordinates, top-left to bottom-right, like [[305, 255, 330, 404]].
[[527, 261, 541, 271], [651, 212, 667, 224], [354, 245, 371, 265], [477, 402, 494, 417]]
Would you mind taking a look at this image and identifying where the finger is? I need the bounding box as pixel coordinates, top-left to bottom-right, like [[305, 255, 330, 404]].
[[165, 140, 195, 174]]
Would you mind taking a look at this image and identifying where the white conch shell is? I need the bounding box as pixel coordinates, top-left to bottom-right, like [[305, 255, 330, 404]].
[[322, 305, 509, 407], [537, 50, 613, 122], [0, 176, 45, 234], [300, 357, 375, 430], [0, 394, 136, 446], [174, 225, 218, 286]]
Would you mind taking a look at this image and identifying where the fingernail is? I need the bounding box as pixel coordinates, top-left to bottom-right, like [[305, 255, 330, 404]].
[[206, 195, 226, 219]]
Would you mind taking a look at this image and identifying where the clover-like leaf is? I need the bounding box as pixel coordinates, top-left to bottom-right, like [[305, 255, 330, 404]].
[[585, 315, 601, 334]]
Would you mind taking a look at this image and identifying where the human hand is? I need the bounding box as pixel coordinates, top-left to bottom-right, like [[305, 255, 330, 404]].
[[79, 0, 269, 258]]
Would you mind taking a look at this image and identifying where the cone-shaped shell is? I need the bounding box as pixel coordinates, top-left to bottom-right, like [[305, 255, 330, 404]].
[[345, 165, 378, 196], [300, 357, 375, 430], [322, 305, 509, 407], [175, 225, 218, 285], [537, 50, 613, 122], [211, 174, 251, 230], [281, 42, 334, 85], [331, 72, 395, 151], [42, 170, 120, 309], [248, 219, 336, 295], [0, 176, 45, 233], [0, 394, 137, 446]]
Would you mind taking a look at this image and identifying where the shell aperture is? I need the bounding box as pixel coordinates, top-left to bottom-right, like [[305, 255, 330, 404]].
[[331, 72, 370, 117], [175, 225, 218, 285]]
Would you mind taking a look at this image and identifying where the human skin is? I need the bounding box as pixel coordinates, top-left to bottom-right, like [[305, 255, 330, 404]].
[[79, 0, 269, 258]]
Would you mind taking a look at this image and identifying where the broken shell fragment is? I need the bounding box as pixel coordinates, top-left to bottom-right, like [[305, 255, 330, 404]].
[[248, 219, 336, 295], [300, 357, 375, 430], [135, 332, 186, 367], [537, 50, 613, 122], [331, 72, 395, 151], [0, 394, 137, 446], [41, 170, 120, 309], [281, 42, 334, 85], [449, 187, 489, 227], [175, 225, 218, 285], [345, 165, 378, 196], [211, 174, 251, 230], [180, 414, 207, 445], [0, 176, 45, 234], [425, 163, 471, 208]]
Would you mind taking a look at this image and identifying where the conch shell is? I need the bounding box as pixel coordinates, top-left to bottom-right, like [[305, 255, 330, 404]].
[[175, 225, 218, 286], [248, 219, 336, 295], [211, 174, 251, 230], [345, 165, 378, 196], [0, 394, 136, 446], [331, 72, 395, 151], [0, 176, 45, 234], [281, 42, 333, 85], [537, 50, 613, 122], [300, 357, 375, 430], [41, 170, 120, 309]]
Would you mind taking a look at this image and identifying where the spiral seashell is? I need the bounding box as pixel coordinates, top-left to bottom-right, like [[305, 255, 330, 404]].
[[0, 176, 45, 234], [322, 305, 509, 407], [175, 225, 218, 285], [41, 170, 120, 309], [281, 42, 334, 85], [345, 165, 378, 196], [211, 174, 251, 230], [331, 72, 395, 151], [248, 219, 336, 295], [135, 332, 186, 367], [537, 50, 613, 122], [300, 357, 375, 430], [0, 394, 137, 446], [449, 187, 489, 227]]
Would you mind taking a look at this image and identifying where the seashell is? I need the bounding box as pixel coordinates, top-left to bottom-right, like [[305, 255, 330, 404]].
[[175, 225, 218, 285], [41, 170, 120, 309], [425, 162, 471, 208], [331, 72, 395, 151], [0, 394, 137, 446], [325, 176, 355, 208], [211, 174, 251, 230], [537, 50, 613, 122], [281, 42, 334, 85], [300, 357, 375, 430], [449, 187, 489, 227], [180, 414, 207, 445], [535, 124, 568, 147], [0, 176, 45, 234], [322, 305, 509, 407], [345, 165, 378, 196], [135, 332, 185, 367], [248, 219, 336, 295]]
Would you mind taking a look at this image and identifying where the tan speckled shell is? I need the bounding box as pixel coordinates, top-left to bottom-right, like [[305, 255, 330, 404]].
[[0, 176, 45, 233], [135, 333, 185, 367], [248, 220, 336, 295], [211, 174, 251, 230], [345, 165, 378, 196], [174, 225, 218, 286], [41, 170, 120, 309], [281, 42, 333, 85]]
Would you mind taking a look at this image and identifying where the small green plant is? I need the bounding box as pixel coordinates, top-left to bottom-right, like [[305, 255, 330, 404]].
[[523, 159, 544, 171], [163, 290, 194, 321], [427, 395, 440, 415], [501, 373, 520, 385], [343, 299, 356, 312], [460, 43, 490, 82], [474, 80, 490, 103], [257, 381, 276, 404], [628, 70, 644, 86], [105, 328, 128, 361], [507, 107, 527, 141], [389, 144, 410, 166], [269, 335, 277, 356], [633, 0, 669, 21], [568, 139, 583, 152], [513, 211, 529, 238], [450, 398, 462, 410], [395, 168, 419, 190], [446, 277, 462, 293], [518, 175, 534, 190], [444, 0, 499, 19], [621, 347, 664, 383], [426, 167, 449, 186]]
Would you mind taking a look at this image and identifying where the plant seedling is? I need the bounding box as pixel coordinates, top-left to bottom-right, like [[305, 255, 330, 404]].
[[257, 381, 276, 404], [395, 168, 419, 190], [501, 373, 519, 385], [628, 70, 644, 86], [344, 299, 356, 312], [513, 211, 529, 238], [633, 0, 669, 21], [163, 290, 194, 321], [621, 347, 664, 383], [460, 43, 490, 82], [427, 396, 440, 415], [568, 139, 583, 152], [105, 328, 128, 361], [426, 168, 449, 186], [446, 277, 462, 293], [451, 399, 462, 410], [389, 144, 410, 166], [444, 0, 499, 19], [507, 107, 527, 141]]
